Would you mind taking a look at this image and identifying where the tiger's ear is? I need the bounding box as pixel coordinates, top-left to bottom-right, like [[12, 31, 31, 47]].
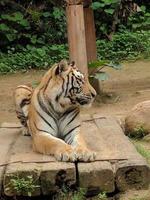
[[70, 61, 75, 67], [55, 60, 69, 76], [70, 61, 77, 69]]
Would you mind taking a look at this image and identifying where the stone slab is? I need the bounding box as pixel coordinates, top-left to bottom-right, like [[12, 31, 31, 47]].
[[0, 127, 75, 196], [3, 163, 41, 196], [0, 128, 20, 165], [78, 161, 114, 193], [0, 128, 20, 193], [8, 134, 55, 165], [78, 115, 150, 193], [115, 159, 150, 192], [1, 115, 150, 196], [3, 162, 76, 196], [93, 115, 144, 160], [40, 162, 76, 195], [0, 122, 22, 128]]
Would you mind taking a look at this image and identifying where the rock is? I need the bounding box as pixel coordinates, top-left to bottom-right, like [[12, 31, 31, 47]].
[[3, 163, 41, 196], [78, 161, 115, 193], [3, 162, 76, 197], [40, 162, 76, 195], [143, 134, 150, 142], [125, 101, 150, 137], [0, 128, 20, 194], [119, 187, 150, 200], [115, 159, 150, 192]]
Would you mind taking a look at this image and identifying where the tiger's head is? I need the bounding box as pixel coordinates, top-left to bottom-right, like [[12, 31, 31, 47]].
[[42, 60, 96, 112]]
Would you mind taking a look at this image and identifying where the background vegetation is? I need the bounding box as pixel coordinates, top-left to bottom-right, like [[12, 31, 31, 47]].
[[0, 0, 150, 73]]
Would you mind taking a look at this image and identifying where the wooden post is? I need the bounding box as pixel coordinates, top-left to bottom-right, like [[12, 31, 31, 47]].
[[66, 0, 101, 93], [84, 6, 97, 63], [66, 0, 97, 77], [66, 5, 88, 76]]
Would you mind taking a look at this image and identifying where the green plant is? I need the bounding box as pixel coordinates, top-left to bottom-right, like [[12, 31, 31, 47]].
[[135, 144, 150, 160], [5, 175, 40, 196], [0, 1, 67, 51], [1, 30, 150, 74], [98, 191, 107, 200], [128, 125, 148, 139], [0, 44, 68, 73], [72, 188, 86, 200], [57, 188, 86, 200], [127, 5, 150, 31], [88, 60, 122, 81], [0, 0, 149, 53], [92, 0, 150, 39], [92, 0, 128, 39], [0, 11, 30, 45], [96, 31, 150, 61]]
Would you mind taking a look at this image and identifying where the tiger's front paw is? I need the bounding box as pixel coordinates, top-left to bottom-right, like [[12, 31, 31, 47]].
[[22, 127, 31, 136], [75, 147, 97, 162], [54, 147, 76, 162]]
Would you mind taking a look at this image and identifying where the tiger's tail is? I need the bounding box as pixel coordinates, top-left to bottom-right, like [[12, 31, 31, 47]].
[[14, 85, 33, 136]]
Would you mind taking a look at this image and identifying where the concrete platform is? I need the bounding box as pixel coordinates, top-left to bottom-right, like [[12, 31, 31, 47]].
[[0, 115, 150, 197]]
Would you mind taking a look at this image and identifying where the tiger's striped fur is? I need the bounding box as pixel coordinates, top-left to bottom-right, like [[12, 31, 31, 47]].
[[14, 60, 97, 162], [14, 85, 33, 136]]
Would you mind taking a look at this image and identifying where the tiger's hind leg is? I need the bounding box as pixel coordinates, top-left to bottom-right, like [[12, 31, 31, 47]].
[[14, 85, 33, 136]]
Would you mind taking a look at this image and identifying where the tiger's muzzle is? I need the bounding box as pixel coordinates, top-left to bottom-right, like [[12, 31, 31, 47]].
[[76, 93, 96, 105]]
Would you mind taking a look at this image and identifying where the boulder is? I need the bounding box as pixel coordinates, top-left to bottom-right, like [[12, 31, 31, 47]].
[[125, 101, 150, 138]]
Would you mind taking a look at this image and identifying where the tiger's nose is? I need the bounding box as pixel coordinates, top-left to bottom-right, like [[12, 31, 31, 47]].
[[86, 92, 96, 99], [91, 91, 96, 98], [90, 88, 97, 98]]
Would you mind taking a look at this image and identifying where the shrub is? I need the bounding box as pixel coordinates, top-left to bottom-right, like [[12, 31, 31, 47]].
[[0, 44, 68, 73], [128, 125, 149, 139], [0, 1, 67, 51], [0, 31, 150, 74], [97, 31, 150, 61], [5, 175, 39, 196]]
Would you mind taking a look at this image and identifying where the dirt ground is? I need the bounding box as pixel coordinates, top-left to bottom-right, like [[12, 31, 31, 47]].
[[0, 60, 150, 199], [0, 60, 150, 123]]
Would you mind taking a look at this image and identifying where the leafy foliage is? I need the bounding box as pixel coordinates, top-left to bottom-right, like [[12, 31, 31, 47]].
[[128, 125, 149, 139], [56, 188, 109, 200], [0, 0, 149, 51], [0, 1, 66, 51], [0, 30, 150, 74], [0, 1, 150, 74], [134, 143, 150, 162], [92, 0, 150, 39], [92, 0, 119, 39], [98, 191, 107, 200], [89, 60, 122, 81], [97, 31, 150, 62], [127, 4, 150, 31], [0, 44, 68, 73], [5, 175, 40, 196], [56, 187, 86, 200]]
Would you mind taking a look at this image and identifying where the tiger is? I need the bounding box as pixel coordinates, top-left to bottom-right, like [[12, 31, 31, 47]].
[[14, 59, 97, 162]]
